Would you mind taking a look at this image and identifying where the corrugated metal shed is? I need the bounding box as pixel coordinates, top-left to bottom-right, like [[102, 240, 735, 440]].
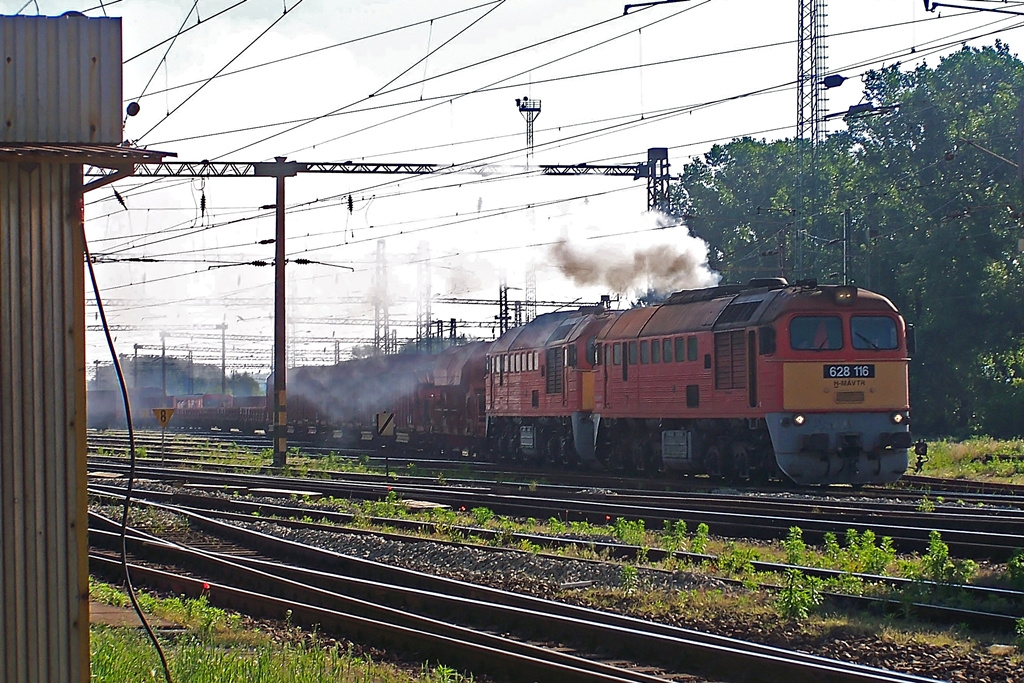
[[1, 162, 88, 683], [1, 14, 122, 144]]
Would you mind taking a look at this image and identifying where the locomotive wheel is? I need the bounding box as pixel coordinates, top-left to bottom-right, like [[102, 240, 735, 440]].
[[704, 443, 724, 479], [729, 443, 750, 480]]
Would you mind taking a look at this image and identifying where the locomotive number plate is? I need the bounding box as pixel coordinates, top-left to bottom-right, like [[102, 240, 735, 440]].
[[823, 364, 875, 379]]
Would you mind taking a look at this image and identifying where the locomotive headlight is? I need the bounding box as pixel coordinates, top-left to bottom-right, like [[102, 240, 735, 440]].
[[891, 412, 906, 425], [833, 286, 857, 306], [793, 414, 806, 426]]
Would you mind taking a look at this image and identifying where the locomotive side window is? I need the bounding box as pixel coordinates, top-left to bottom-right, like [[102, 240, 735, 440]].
[[675, 337, 686, 362], [651, 339, 661, 364], [790, 316, 843, 350], [628, 341, 638, 365], [687, 336, 699, 361], [533, 351, 538, 370], [851, 316, 898, 350], [663, 338, 673, 362], [640, 340, 650, 364], [587, 338, 598, 365], [613, 343, 622, 365]]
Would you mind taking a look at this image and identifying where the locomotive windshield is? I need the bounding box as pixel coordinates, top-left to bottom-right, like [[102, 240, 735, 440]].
[[790, 316, 843, 350], [851, 316, 898, 350]]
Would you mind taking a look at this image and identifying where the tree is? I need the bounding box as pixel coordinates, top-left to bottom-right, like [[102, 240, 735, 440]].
[[670, 43, 1024, 437]]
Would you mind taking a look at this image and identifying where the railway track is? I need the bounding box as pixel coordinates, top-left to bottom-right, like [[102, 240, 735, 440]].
[[88, 504, 943, 683], [89, 485, 1024, 635], [89, 430, 1024, 506], [89, 458, 1024, 560]]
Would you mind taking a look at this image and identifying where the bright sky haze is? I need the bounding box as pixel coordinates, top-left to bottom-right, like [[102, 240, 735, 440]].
[[5, 0, 1019, 378]]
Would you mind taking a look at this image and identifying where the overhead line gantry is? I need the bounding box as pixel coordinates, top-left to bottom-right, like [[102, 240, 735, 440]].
[[85, 147, 672, 467]]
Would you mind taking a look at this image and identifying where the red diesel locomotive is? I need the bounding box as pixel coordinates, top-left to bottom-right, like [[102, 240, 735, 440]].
[[482, 278, 912, 485], [172, 277, 910, 486]]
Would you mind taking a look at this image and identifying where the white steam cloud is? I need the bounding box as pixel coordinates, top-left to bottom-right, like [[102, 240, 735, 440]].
[[548, 212, 720, 295]]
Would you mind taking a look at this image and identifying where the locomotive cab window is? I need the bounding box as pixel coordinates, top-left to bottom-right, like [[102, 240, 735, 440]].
[[639, 340, 650, 364], [613, 342, 622, 365], [851, 316, 898, 350], [790, 316, 843, 351], [628, 341, 638, 365], [651, 339, 661, 363], [663, 338, 673, 363], [675, 337, 686, 362]]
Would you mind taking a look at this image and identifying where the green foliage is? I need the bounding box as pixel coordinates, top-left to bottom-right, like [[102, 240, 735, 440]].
[[916, 496, 936, 513], [1008, 549, 1024, 589], [661, 520, 688, 552], [612, 517, 646, 546], [719, 541, 758, 575], [1016, 617, 1024, 650], [471, 507, 494, 527], [823, 532, 841, 564], [783, 526, 806, 566], [671, 43, 1024, 438], [548, 517, 567, 534], [620, 564, 639, 595], [691, 522, 710, 555], [917, 529, 978, 587], [776, 569, 822, 620], [830, 529, 896, 575]]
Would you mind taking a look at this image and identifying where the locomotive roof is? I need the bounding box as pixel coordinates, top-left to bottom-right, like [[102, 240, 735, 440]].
[[487, 310, 578, 354], [600, 281, 900, 340]]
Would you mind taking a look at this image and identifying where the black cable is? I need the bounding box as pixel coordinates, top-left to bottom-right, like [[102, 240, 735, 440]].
[[145, 3, 972, 150], [136, 0, 306, 143], [97, 12, 1024, 257], [124, 0, 250, 64], [82, 228, 174, 683], [129, 0, 503, 102], [212, 0, 701, 159], [128, 0, 199, 124], [370, 0, 508, 96]]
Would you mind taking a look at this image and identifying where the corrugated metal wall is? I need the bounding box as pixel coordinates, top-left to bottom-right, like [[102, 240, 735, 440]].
[[0, 15, 122, 144], [0, 162, 89, 683]]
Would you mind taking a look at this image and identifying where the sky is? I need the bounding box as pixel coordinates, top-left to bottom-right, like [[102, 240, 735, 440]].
[[6, 0, 1023, 381]]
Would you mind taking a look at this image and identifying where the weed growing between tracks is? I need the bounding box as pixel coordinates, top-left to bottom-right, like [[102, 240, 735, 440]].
[[89, 580, 476, 683], [922, 437, 1024, 483]]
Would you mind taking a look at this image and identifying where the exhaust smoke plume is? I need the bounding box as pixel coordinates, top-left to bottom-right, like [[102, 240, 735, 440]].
[[548, 214, 720, 295]]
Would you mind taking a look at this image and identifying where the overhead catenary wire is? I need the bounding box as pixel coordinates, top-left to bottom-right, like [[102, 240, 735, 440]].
[[144, 4, 978, 152], [127, 0, 505, 102], [86, 9, 1024, 288], [135, 0, 306, 143]]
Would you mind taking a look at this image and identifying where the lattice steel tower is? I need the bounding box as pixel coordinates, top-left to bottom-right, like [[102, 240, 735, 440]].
[[797, 0, 827, 144], [796, 0, 827, 278], [516, 96, 541, 158], [374, 240, 390, 354], [415, 241, 431, 350], [524, 267, 537, 324]]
